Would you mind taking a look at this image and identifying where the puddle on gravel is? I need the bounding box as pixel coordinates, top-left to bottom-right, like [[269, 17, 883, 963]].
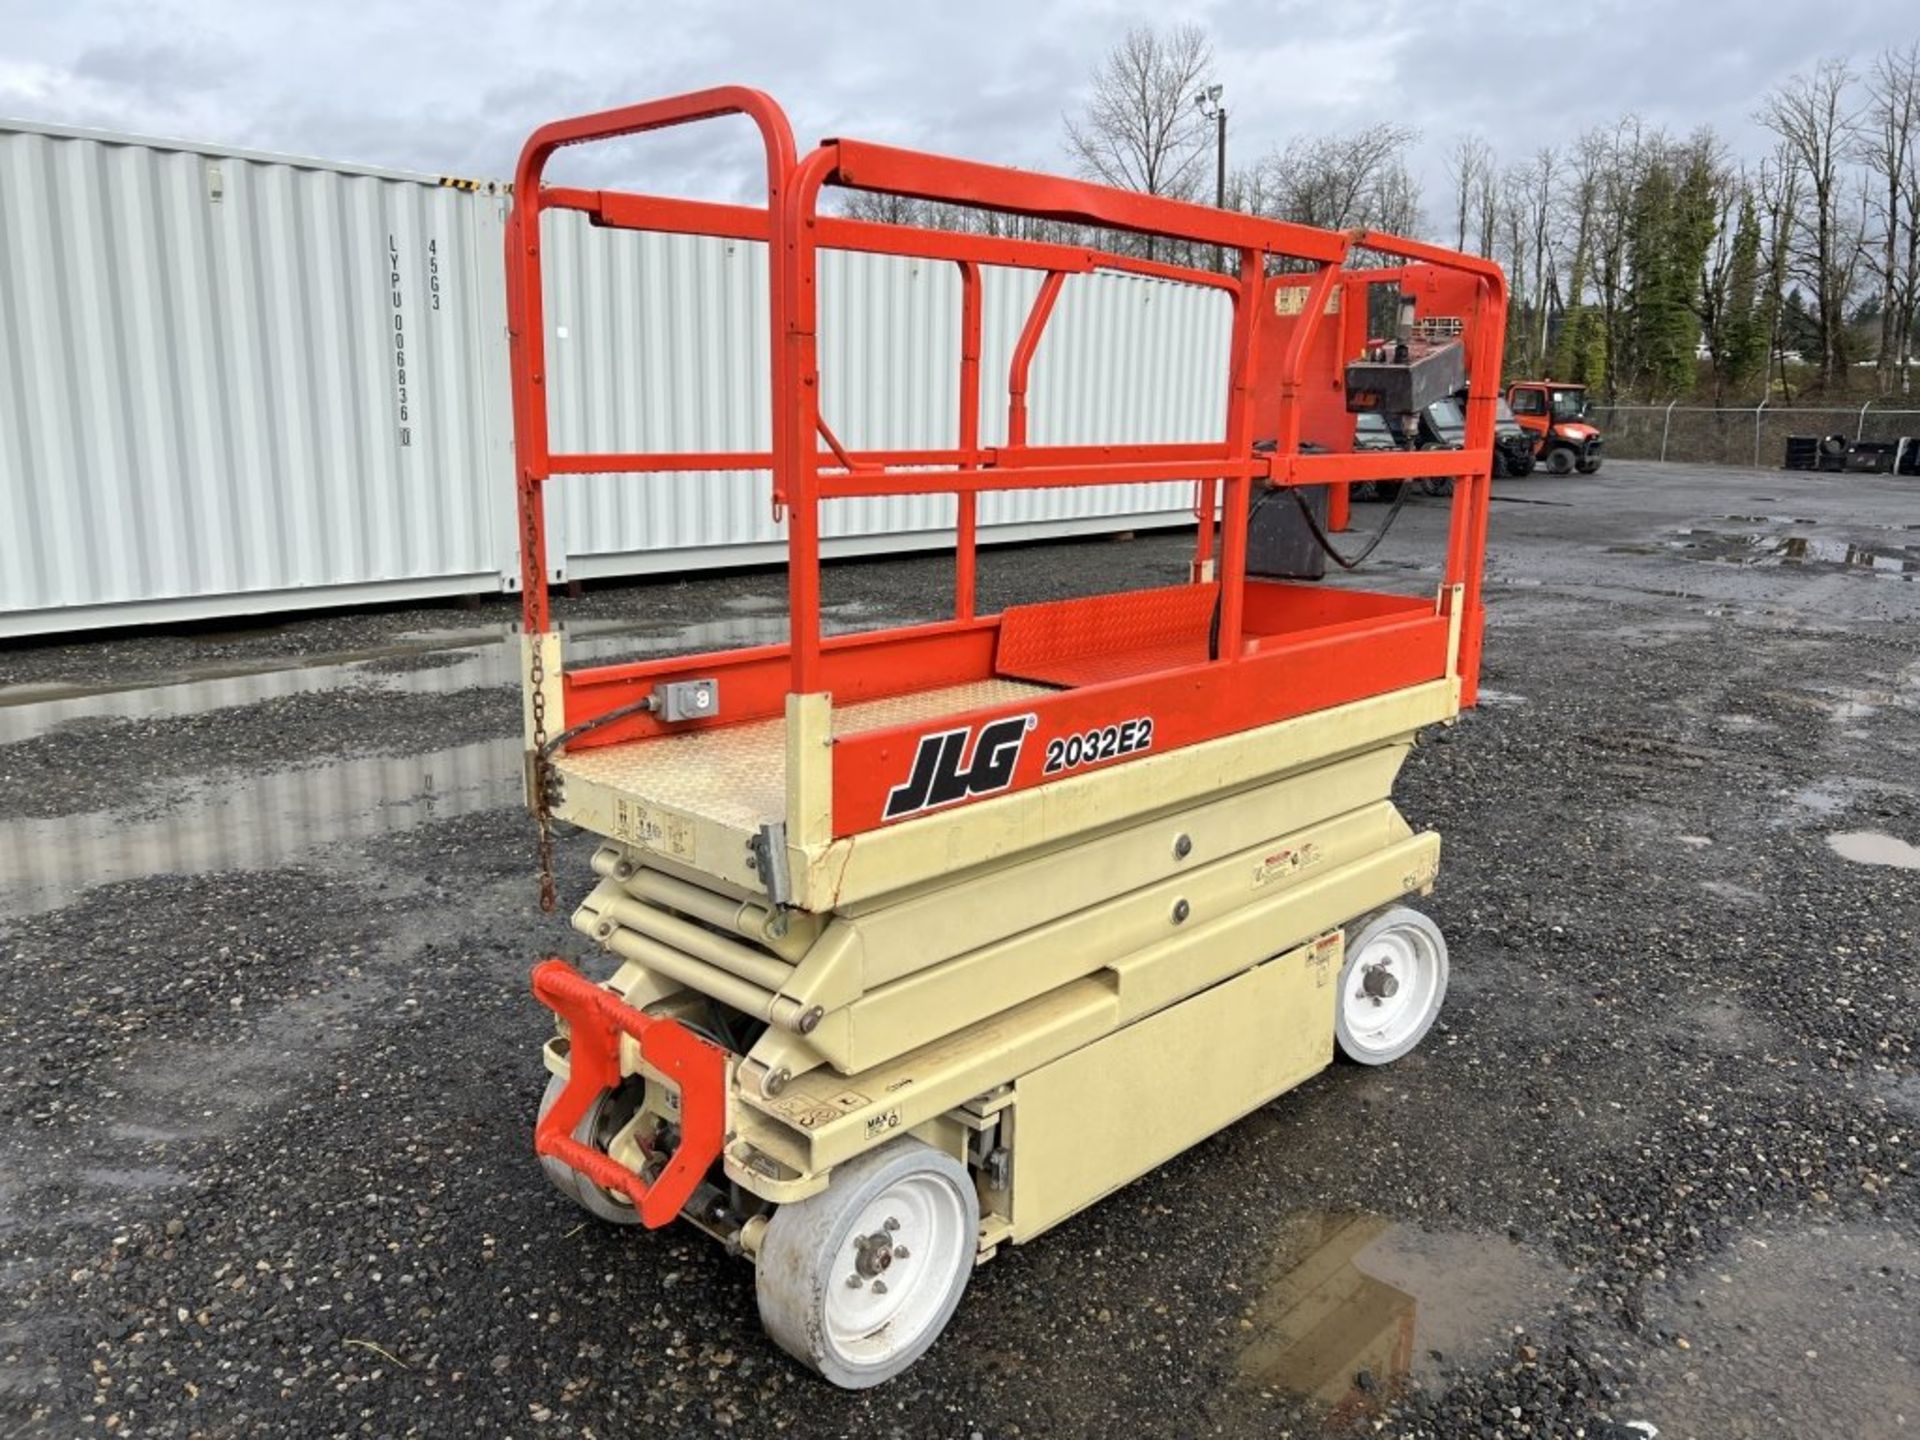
[[1236, 1213, 1573, 1413], [0, 605, 905, 912], [1666, 529, 1920, 579], [0, 607, 887, 742], [1827, 830, 1920, 869], [0, 737, 523, 915]]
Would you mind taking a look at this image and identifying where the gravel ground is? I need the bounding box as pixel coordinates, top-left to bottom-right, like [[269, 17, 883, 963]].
[[1, 460, 1915, 1439]]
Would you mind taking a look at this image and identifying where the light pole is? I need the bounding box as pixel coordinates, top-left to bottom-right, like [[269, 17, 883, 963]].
[[1193, 84, 1226, 270]]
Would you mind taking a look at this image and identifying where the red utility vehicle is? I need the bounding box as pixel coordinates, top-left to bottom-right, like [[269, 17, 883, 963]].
[[1506, 381, 1602, 474]]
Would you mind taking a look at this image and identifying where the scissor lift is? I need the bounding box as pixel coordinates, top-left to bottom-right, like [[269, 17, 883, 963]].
[[514, 88, 1506, 1387]]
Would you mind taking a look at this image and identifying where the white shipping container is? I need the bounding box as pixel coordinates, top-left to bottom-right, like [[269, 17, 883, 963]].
[[0, 121, 515, 637], [0, 120, 1228, 639]]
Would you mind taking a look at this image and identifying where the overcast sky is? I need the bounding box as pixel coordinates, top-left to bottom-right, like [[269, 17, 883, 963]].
[[0, 0, 1904, 236]]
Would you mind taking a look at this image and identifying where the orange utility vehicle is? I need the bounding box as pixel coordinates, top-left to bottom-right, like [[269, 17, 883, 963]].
[[1506, 380, 1602, 474], [512, 86, 1506, 1387]]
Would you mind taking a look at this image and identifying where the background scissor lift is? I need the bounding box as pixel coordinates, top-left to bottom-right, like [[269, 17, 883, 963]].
[[513, 87, 1506, 1387]]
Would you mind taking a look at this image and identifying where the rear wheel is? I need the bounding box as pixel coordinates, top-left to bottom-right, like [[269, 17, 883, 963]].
[[537, 1072, 647, 1225], [757, 1139, 977, 1388], [1335, 907, 1449, 1065], [1545, 446, 1576, 476]]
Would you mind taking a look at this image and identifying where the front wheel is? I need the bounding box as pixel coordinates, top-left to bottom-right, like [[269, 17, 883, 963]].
[[1576, 457, 1602, 474], [537, 1072, 647, 1225], [1335, 907, 1449, 1065], [1545, 447, 1576, 476], [757, 1139, 978, 1388]]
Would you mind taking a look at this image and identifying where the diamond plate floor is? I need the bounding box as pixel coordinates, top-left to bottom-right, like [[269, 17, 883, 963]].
[[553, 679, 1053, 832]]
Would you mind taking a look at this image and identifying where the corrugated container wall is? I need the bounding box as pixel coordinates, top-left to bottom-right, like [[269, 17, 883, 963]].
[[1, 121, 1229, 637], [0, 122, 513, 636]]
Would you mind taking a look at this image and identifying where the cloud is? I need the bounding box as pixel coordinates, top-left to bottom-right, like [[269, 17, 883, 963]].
[[0, 0, 1907, 230]]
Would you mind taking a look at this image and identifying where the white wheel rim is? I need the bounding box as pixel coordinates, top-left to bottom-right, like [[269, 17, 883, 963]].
[[1342, 922, 1441, 1057], [822, 1172, 969, 1367]]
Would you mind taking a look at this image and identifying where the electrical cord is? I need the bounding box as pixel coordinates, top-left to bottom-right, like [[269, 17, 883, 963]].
[[540, 694, 657, 759]]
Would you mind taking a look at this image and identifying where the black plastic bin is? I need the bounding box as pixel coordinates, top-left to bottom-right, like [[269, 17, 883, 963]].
[[1783, 435, 1819, 470], [1246, 484, 1329, 581]]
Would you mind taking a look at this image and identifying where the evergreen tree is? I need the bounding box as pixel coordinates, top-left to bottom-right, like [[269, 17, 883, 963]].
[[1719, 191, 1768, 392], [1621, 143, 1720, 397], [1626, 159, 1685, 393]]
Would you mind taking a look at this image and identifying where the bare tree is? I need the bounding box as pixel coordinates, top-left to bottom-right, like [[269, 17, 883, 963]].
[[1222, 164, 1275, 219], [1524, 148, 1559, 371], [1369, 161, 1424, 239], [1551, 128, 1608, 383], [1757, 142, 1804, 399], [1857, 43, 1920, 393], [1491, 153, 1558, 375], [840, 191, 933, 227], [1759, 58, 1860, 391], [1445, 134, 1494, 252], [1475, 156, 1499, 258], [1063, 23, 1215, 257], [1588, 117, 1649, 400], [1905, 104, 1920, 395], [1256, 123, 1422, 232], [1498, 165, 1535, 371]]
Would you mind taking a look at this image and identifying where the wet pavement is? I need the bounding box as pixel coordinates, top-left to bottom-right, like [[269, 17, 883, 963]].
[[0, 609, 884, 913], [1664, 527, 1920, 578], [1, 459, 1916, 1438]]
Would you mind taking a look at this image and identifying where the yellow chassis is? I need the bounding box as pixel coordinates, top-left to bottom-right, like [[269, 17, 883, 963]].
[[535, 630, 1459, 1255]]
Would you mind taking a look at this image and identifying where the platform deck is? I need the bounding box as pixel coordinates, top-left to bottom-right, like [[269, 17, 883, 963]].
[[552, 678, 1054, 831]]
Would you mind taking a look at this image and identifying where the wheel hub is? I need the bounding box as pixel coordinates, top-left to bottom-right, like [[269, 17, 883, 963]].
[[1361, 962, 1400, 1001], [854, 1229, 898, 1279]]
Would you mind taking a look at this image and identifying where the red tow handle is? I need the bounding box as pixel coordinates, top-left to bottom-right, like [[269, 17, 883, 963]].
[[531, 958, 730, 1229]]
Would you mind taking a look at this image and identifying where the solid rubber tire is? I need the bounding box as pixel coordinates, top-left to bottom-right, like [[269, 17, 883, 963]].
[[756, 1139, 976, 1388], [537, 1072, 644, 1226]]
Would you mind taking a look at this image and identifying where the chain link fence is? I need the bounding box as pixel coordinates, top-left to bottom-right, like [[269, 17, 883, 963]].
[[1588, 402, 1920, 468]]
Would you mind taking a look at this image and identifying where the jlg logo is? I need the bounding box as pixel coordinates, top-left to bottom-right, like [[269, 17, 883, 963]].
[[882, 714, 1036, 821]]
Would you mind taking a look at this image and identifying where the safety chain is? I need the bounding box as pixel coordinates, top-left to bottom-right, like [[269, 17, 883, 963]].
[[524, 497, 559, 914]]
